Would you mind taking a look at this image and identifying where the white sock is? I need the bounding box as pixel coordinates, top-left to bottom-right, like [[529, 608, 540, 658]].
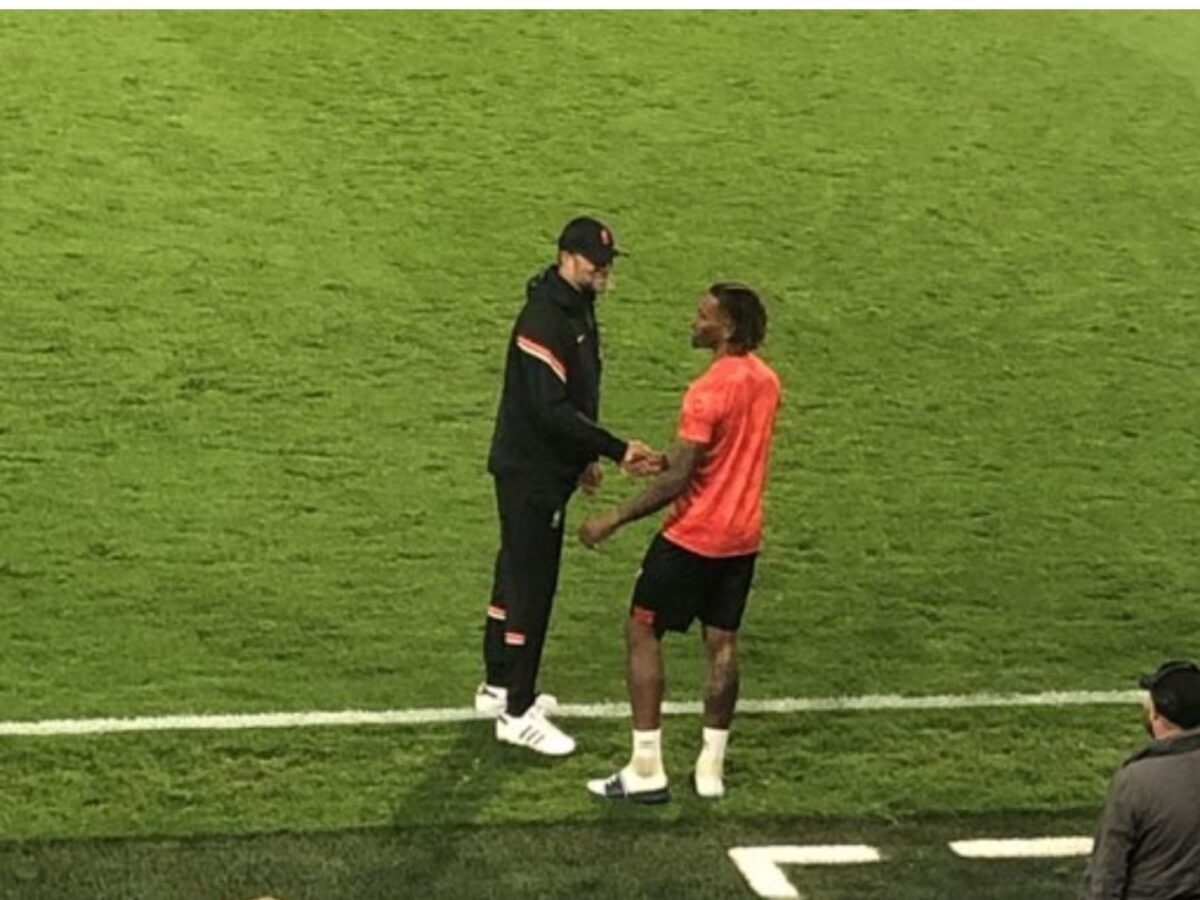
[[627, 728, 666, 784], [696, 727, 729, 778]]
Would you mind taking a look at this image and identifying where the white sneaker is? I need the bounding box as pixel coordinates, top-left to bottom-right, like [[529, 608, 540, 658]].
[[474, 682, 559, 717], [495, 706, 576, 756]]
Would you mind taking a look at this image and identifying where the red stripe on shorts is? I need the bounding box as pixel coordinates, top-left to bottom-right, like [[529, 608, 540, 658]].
[[631, 606, 656, 626]]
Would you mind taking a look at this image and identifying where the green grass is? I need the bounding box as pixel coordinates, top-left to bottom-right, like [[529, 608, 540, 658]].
[[0, 812, 1097, 900], [1, 10, 1199, 898], [0, 706, 1136, 840]]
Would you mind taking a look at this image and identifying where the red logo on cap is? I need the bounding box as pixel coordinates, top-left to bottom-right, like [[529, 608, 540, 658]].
[[600, 228, 611, 246]]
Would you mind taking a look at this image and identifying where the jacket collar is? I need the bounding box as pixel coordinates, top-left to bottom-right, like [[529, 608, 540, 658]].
[[531, 265, 594, 315], [1124, 726, 1200, 766]]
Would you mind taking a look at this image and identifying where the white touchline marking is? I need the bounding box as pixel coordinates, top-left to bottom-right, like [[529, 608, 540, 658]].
[[949, 837, 1094, 858], [728, 845, 882, 899], [0, 690, 1140, 738]]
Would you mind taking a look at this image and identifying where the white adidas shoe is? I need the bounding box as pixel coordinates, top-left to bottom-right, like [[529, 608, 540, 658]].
[[474, 682, 559, 717], [495, 706, 576, 756]]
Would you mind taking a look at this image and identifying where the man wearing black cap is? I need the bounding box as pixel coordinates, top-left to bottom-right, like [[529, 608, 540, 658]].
[[1080, 660, 1200, 900], [475, 216, 663, 757]]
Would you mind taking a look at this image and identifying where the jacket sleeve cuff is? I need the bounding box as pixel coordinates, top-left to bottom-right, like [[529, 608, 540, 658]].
[[603, 436, 628, 464]]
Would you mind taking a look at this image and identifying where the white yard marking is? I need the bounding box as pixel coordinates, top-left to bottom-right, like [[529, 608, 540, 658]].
[[730, 836, 1096, 896], [949, 837, 1094, 858], [0, 689, 1139, 738], [728, 845, 882, 899]]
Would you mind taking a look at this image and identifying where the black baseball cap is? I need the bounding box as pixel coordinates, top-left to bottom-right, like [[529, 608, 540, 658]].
[[1139, 660, 1200, 729], [557, 216, 623, 267]]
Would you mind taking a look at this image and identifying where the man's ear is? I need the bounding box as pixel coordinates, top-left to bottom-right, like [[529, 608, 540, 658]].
[[1146, 695, 1167, 731]]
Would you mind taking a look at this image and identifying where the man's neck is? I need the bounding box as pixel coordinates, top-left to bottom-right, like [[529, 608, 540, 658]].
[[556, 263, 584, 294], [711, 343, 747, 361]]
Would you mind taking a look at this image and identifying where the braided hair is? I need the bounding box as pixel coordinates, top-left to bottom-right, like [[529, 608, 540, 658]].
[[709, 282, 767, 352]]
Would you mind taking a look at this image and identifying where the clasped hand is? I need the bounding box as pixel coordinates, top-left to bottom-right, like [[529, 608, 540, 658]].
[[621, 440, 667, 477]]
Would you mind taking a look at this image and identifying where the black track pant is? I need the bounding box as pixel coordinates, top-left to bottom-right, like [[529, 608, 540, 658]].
[[482, 475, 571, 716]]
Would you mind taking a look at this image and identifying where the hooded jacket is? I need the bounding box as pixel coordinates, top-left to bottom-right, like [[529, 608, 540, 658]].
[[487, 266, 627, 489]]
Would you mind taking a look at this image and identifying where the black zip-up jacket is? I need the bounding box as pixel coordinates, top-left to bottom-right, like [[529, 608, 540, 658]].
[[487, 266, 628, 489]]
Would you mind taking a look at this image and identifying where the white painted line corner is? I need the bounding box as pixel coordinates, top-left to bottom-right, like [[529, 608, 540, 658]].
[[728, 845, 882, 899]]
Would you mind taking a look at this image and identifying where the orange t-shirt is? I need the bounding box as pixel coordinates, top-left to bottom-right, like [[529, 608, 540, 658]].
[[663, 353, 781, 558]]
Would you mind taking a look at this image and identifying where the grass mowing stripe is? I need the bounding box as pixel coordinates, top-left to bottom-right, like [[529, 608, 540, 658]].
[[0, 689, 1140, 737]]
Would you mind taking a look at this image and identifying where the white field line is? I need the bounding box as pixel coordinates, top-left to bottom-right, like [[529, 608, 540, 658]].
[[949, 837, 1094, 859], [728, 845, 883, 899], [0, 689, 1140, 738]]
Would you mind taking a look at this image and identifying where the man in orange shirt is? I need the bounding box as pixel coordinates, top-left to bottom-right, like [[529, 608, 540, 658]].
[[578, 282, 781, 803]]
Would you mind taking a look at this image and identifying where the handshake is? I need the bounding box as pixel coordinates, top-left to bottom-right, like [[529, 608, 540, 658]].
[[576, 440, 670, 548], [578, 440, 666, 498], [621, 440, 667, 477]]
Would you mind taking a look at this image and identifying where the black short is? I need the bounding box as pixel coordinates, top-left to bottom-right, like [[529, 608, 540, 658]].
[[630, 533, 757, 635]]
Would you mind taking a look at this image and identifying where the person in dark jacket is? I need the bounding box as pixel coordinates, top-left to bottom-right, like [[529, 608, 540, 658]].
[[1081, 659, 1200, 900], [476, 216, 662, 756]]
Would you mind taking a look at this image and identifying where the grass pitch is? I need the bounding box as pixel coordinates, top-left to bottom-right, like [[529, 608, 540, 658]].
[[1, 10, 1198, 899]]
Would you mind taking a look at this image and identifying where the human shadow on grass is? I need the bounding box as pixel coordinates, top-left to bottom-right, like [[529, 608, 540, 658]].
[[377, 711, 567, 889]]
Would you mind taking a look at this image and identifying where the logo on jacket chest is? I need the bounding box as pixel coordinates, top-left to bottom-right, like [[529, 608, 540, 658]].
[[572, 330, 601, 367]]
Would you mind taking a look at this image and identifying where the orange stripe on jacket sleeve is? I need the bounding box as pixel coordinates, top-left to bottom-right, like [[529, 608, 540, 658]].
[[516, 335, 567, 383]]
